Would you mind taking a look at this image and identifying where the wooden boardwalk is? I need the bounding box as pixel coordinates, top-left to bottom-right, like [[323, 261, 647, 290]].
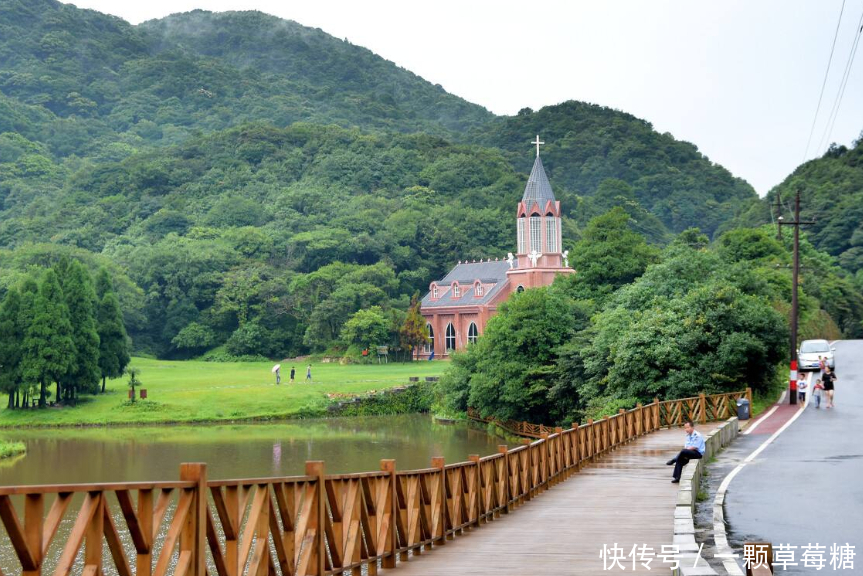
[[382, 423, 719, 575]]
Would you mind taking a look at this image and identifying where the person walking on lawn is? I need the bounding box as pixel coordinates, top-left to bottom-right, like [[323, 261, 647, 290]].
[[666, 420, 706, 483]]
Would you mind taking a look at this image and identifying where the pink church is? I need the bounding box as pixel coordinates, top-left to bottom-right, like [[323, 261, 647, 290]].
[[417, 138, 574, 359]]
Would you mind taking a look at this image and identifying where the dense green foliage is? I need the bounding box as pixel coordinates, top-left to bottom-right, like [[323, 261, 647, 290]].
[[437, 213, 859, 425], [734, 136, 863, 283], [1, 263, 130, 408], [0, 0, 775, 359]]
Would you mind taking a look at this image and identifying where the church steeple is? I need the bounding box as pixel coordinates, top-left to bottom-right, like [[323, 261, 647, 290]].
[[514, 135, 564, 268], [521, 155, 556, 208]]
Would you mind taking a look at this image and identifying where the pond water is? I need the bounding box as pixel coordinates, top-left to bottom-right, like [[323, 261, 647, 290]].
[[0, 414, 505, 574], [0, 413, 504, 485]]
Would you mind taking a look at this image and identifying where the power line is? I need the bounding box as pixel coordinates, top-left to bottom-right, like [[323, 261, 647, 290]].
[[802, 0, 846, 162], [817, 4, 863, 154]]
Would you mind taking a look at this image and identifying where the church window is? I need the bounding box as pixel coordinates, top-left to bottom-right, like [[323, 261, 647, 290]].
[[452, 283, 460, 298], [424, 324, 434, 354], [475, 283, 484, 297], [517, 218, 526, 254], [431, 284, 438, 299], [530, 216, 541, 253], [516, 285, 525, 293], [546, 217, 558, 252], [468, 322, 479, 344], [445, 323, 456, 350]]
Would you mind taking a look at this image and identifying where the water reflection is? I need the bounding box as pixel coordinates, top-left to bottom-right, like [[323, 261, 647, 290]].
[[0, 414, 504, 485]]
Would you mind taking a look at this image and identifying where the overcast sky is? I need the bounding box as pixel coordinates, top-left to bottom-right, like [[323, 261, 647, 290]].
[[64, 0, 863, 195]]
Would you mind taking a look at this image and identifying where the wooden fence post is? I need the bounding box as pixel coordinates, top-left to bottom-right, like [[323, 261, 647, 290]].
[[654, 397, 660, 429], [431, 457, 447, 544], [306, 461, 326, 576], [179, 463, 207, 576], [497, 446, 511, 513], [379, 459, 397, 567], [635, 404, 643, 436], [746, 387, 753, 413], [571, 424, 581, 471], [699, 393, 707, 424], [467, 455, 480, 526]]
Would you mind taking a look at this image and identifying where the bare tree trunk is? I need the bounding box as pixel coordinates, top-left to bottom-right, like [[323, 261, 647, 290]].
[[39, 380, 46, 408], [101, 375, 106, 393]]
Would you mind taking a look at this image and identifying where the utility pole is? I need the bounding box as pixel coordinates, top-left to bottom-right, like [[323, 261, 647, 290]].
[[778, 189, 815, 405]]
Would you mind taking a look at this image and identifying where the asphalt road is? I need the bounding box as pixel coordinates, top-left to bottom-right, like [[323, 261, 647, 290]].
[[725, 340, 863, 574]]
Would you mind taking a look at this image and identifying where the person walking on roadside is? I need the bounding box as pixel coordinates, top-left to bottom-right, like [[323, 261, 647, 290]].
[[797, 374, 807, 405], [666, 420, 705, 483], [275, 366, 281, 385], [290, 366, 295, 385], [813, 378, 824, 409], [306, 364, 312, 383], [818, 355, 827, 376], [822, 367, 837, 408]]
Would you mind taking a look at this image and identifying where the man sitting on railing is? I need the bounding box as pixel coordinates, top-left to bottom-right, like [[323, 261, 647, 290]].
[[666, 420, 705, 483]]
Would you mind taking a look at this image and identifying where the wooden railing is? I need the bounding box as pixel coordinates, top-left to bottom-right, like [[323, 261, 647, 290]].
[[0, 389, 750, 576], [469, 389, 751, 439]]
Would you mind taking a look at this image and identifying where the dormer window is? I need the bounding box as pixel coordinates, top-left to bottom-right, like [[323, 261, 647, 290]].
[[452, 283, 460, 298], [475, 283, 484, 297], [431, 284, 438, 299]]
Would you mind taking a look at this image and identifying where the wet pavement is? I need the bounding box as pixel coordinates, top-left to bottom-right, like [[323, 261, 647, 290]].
[[708, 340, 863, 574]]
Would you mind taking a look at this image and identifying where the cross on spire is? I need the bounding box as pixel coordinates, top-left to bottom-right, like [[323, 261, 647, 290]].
[[531, 135, 545, 158]]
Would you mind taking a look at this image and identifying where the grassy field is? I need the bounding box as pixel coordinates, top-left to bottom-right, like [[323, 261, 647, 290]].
[[0, 358, 446, 427]]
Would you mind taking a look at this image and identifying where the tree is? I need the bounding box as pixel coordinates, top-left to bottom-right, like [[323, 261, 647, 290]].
[[439, 284, 588, 423], [58, 260, 101, 402], [567, 207, 659, 303], [0, 289, 24, 408], [399, 293, 428, 360], [95, 269, 131, 392], [22, 270, 75, 407], [340, 307, 391, 356], [127, 367, 141, 403]]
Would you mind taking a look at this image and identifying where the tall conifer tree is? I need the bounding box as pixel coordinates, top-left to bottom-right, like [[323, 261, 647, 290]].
[[0, 289, 24, 408], [59, 260, 101, 401], [95, 268, 130, 392], [23, 270, 74, 407]]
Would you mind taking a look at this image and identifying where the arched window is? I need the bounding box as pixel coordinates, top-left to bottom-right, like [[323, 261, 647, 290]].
[[424, 324, 434, 354], [530, 216, 541, 252], [517, 217, 527, 254], [431, 284, 438, 299], [546, 216, 558, 252], [445, 323, 456, 350], [516, 285, 525, 293], [452, 283, 460, 298], [474, 283, 484, 297], [468, 322, 478, 345]]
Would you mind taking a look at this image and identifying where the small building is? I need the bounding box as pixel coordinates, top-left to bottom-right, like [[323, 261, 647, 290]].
[[417, 137, 574, 359]]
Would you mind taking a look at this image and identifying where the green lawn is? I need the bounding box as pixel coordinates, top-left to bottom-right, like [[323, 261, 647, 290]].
[[0, 358, 446, 427]]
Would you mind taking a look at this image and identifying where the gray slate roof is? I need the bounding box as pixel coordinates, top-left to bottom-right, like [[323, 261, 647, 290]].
[[521, 156, 556, 207], [421, 260, 514, 309]]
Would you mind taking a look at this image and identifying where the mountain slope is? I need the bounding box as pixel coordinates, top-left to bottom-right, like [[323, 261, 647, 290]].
[[0, 0, 492, 161], [471, 102, 758, 237], [734, 137, 863, 279]]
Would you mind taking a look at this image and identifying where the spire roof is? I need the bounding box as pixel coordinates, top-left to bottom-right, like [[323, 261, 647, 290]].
[[521, 155, 556, 207]]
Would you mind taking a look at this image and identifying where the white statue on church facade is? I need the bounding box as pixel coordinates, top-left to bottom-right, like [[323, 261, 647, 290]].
[[563, 250, 569, 268], [528, 250, 542, 267], [506, 252, 515, 269]]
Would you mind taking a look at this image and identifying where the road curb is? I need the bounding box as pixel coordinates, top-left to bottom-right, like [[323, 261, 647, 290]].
[[672, 417, 739, 576]]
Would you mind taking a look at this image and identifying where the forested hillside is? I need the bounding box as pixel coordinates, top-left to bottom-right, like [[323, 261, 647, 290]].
[[0, 0, 860, 364], [735, 136, 863, 282]]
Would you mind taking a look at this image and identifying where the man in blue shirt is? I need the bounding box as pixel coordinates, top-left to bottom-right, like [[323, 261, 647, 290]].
[[666, 420, 705, 483]]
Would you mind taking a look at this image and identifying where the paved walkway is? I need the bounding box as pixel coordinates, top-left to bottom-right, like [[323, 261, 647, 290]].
[[383, 423, 720, 575]]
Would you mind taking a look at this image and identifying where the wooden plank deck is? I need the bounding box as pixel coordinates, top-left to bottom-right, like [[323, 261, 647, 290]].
[[382, 423, 719, 575]]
